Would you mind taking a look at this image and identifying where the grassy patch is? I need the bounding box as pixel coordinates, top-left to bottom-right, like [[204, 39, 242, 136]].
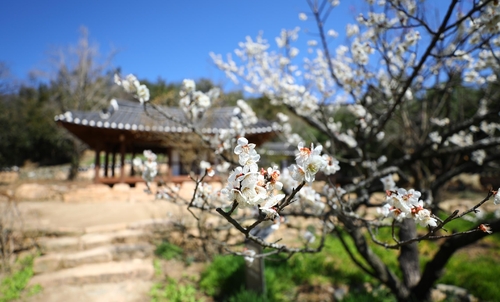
[[155, 241, 184, 260], [150, 277, 200, 302], [199, 230, 500, 301], [438, 252, 500, 301], [199, 255, 245, 298], [199, 235, 379, 301], [0, 255, 41, 302]]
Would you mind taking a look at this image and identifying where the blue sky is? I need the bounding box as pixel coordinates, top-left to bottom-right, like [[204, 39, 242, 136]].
[[0, 0, 362, 91]]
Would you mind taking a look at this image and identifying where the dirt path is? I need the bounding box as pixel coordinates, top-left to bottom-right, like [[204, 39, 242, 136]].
[[8, 182, 201, 302], [19, 200, 188, 230]]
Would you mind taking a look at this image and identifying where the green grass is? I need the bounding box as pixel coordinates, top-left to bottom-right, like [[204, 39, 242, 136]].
[[199, 236, 377, 301], [150, 246, 204, 302], [438, 254, 500, 301], [199, 255, 246, 298], [226, 287, 269, 302], [155, 241, 184, 260], [0, 255, 41, 302], [198, 229, 500, 302], [150, 277, 201, 302]]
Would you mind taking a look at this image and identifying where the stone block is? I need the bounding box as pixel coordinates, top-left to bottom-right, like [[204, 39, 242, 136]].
[[80, 234, 114, 250], [113, 183, 130, 192], [111, 243, 154, 261], [15, 183, 62, 201], [29, 259, 154, 287], [85, 223, 128, 234], [62, 247, 113, 269], [34, 254, 63, 274], [39, 237, 81, 254]]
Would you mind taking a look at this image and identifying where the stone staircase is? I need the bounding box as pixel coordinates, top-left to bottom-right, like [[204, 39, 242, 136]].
[[27, 220, 170, 302]]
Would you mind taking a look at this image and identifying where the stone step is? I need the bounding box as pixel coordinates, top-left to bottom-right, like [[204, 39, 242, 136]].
[[85, 223, 128, 234], [34, 243, 155, 274], [29, 259, 154, 287], [25, 280, 153, 302], [38, 229, 151, 254]]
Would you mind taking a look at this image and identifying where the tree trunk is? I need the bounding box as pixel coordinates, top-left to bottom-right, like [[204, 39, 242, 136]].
[[67, 139, 84, 180], [398, 219, 421, 289]]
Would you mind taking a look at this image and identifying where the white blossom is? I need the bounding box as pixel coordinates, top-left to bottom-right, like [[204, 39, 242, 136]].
[[380, 175, 396, 191], [494, 189, 500, 205], [259, 194, 285, 219], [471, 150, 486, 165], [200, 161, 215, 177]]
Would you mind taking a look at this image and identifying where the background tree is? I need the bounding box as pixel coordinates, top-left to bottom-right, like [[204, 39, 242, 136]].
[[40, 26, 119, 179]]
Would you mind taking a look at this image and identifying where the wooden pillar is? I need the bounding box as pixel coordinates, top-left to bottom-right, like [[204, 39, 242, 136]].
[[167, 148, 173, 178], [94, 145, 101, 183], [119, 134, 126, 183], [111, 148, 116, 177], [163, 147, 168, 177], [131, 151, 136, 176], [104, 149, 109, 177]]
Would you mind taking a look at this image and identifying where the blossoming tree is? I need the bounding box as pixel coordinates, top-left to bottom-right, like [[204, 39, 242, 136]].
[[116, 0, 500, 300]]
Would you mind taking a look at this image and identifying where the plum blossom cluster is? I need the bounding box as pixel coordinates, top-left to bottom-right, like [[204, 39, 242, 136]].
[[380, 186, 437, 228], [179, 79, 220, 121], [289, 142, 340, 184], [114, 74, 150, 103], [274, 112, 303, 146], [221, 137, 285, 219], [230, 100, 258, 135], [206, 100, 261, 155], [132, 150, 158, 193]]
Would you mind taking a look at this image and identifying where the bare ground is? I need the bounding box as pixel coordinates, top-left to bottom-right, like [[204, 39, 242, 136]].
[[3, 179, 499, 301]]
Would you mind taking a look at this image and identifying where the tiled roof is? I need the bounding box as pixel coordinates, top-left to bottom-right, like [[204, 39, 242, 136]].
[[260, 142, 297, 156], [55, 99, 278, 134]]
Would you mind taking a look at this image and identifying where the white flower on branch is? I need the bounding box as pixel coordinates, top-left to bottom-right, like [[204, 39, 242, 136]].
[[259, 194, 285, 219], [137, 84, 150, 103], [181, 79, 196, 95], [349, 104, 367, 118], [430, 117, 450, 127], [178, 79, 218, 121], [322, 154, 340, 175], [303, 154, 327, 183], [327, 29, 338, 37], [414, 208, 437, 228], [346, 24, 359, 37], [294, 142, 328, 183], [115, 73, 150, 103], [337, 132, 358, 148], [243, 248, 256, 265], [471, 150, 486, 166], [296, 142, 322, 166], [429, 131, 442, 144], [289, 164, 306, 183], [494, 189, 500, 205], [264, 166, 283, 192], [200, 161, 215, 177], [233, 173, 267, 207], [448, 131, 473, 147], [376, 132, 385, 141], [276, 112, 289, 123], [382, 188, 437, 227], [303, 230, 316, 244], [237, 99, 258, 125], [380, 175, 396, 191]]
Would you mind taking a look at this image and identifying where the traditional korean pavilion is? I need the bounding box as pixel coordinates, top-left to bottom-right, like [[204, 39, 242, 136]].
[[55, 99, 277, 185]]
